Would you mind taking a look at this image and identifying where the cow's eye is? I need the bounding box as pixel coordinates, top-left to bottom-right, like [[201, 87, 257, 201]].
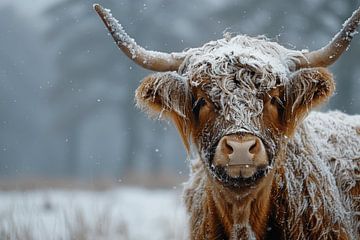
[[193, 98, 206, 117], [270, 96, 285, 109]]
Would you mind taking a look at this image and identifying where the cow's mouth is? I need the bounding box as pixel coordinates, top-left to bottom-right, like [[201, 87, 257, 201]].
[[210, 163, 272, 188], [207, 133, 274, 188]]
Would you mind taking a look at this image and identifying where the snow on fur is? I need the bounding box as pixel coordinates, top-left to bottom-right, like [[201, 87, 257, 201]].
[[179, 36, 358, 238], [135, 34, 359, 238], [183, 111, 360, 239], [179, 35, 305, 165], [135, 72, 190, 119], [277, 111, 360, 239]]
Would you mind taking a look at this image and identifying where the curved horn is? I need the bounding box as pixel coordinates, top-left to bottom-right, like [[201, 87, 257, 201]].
[[295, 7, 360, 69], [93, 4, 184, 72]]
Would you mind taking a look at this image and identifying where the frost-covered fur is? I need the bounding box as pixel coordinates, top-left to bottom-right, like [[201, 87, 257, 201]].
[[136, 72, 189, 118], [180, 35, 304, 158], [273, 111, 360, 239], [184, 112, 360, 240], [135, 35, 360, 239]]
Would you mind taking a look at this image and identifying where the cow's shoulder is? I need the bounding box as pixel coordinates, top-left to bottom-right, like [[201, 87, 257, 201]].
[[273, 111, 359, 239], [304, 111, 360, 155]]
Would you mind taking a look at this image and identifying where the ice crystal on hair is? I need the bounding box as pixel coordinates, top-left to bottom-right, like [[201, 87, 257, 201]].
[[179, 35, 303, 155]]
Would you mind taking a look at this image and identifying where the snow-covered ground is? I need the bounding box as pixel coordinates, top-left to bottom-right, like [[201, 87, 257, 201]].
[[0, 187, 187, 240]]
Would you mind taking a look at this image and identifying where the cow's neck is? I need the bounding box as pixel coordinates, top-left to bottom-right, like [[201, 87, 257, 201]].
[[208, 170, 275, 239]]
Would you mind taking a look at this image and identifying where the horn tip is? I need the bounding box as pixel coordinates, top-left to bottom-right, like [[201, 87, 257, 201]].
[[93, 3, 102, 12]]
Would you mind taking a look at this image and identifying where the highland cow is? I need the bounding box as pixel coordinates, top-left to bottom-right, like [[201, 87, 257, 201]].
[[94, 4, 360, 239]]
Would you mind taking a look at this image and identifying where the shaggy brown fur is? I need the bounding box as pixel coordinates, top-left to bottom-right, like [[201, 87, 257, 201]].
[[135, 36, 359, 239], [183, 110, 360, 239]]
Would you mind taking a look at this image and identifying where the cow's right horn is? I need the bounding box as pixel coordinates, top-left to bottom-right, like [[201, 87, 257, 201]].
[[94, 4, 185, 72]]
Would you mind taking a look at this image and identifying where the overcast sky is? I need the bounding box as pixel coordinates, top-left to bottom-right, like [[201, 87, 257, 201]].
[[0, 0, 62, 32], [0, 0, 60, 19]]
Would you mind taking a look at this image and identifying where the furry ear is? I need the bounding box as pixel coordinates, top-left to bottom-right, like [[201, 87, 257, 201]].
[[135, 72, 191, 150], [135, 72, 190, 117], [283, 67, 335, 135]]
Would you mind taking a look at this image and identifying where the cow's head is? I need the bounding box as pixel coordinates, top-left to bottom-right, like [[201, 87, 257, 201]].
[[94, 4, 360, 188]]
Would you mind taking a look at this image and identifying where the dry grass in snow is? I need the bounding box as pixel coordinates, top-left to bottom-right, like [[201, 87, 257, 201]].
[[0, 187, 186, 240]]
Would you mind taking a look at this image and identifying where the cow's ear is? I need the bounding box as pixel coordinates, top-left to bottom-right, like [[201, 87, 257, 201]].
[[282, 67, 335, 136], [135, 72, 191, 150], [135, 72, 189, 117]]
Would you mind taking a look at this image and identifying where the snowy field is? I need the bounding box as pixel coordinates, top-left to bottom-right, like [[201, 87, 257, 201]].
[[0, 187, 187, 240]]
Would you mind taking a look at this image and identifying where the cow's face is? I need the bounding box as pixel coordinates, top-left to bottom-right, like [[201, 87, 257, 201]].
[[136, 36, 335, 188]]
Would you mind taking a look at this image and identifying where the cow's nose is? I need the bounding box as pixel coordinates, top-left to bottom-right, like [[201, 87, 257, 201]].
[[213, 134, 269, 178], [222, 136, 258, 165], [214, 134, 267, 167]]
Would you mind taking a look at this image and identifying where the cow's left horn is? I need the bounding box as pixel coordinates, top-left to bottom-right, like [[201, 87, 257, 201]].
[[295, 7, 360, 70], [93, 4, 185, 72]]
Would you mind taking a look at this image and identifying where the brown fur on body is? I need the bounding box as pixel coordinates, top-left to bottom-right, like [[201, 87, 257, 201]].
[[184, 161, 274, 239], [182, 111, 360, 239], [134, 35, 360, 239], [184, 112, 360, 239]]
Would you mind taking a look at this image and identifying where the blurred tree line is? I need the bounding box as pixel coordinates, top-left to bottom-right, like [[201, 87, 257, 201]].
[[0, 0, 358, 183]]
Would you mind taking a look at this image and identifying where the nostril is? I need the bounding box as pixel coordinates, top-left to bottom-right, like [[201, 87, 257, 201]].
[[215, 136, 268, 168], [223, 139, 234, 155], [248, 139, 259, 154]]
